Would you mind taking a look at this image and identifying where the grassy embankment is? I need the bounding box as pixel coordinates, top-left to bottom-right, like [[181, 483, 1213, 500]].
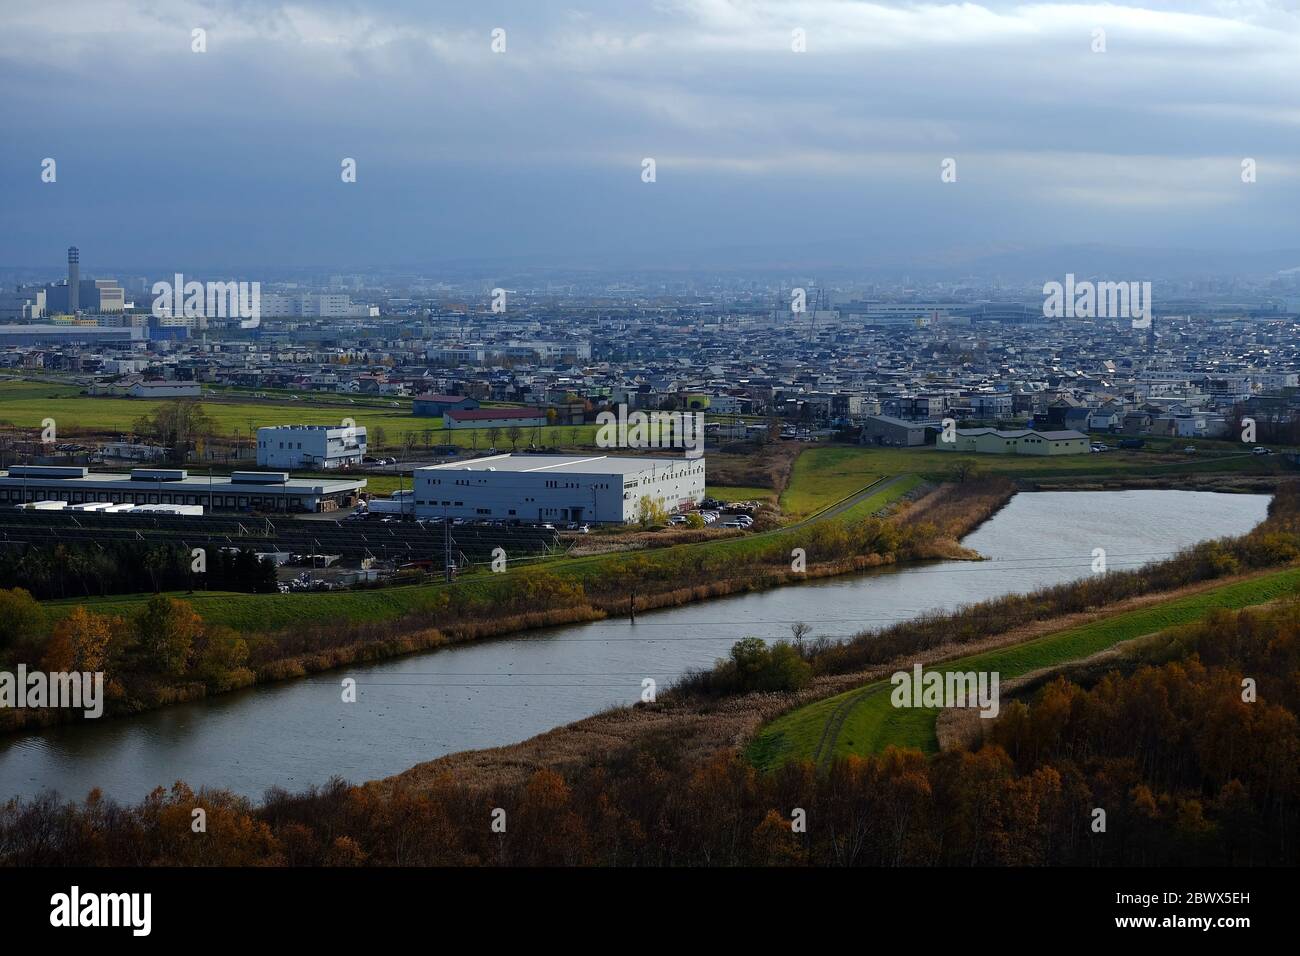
[[41, 474, 924, 633], [747, 564, 1300, 771], [804, 442, 1288, 482], [1, 469, 943, 730]]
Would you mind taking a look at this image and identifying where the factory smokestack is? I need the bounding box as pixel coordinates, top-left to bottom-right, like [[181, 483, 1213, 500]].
[[67, 246, 80, 313]]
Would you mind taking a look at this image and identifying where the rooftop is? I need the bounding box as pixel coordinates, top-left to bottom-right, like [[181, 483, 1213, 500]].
[[418, 453, 698, 476], [955, 428, 1087, 440], [0, 466, 365, 493]]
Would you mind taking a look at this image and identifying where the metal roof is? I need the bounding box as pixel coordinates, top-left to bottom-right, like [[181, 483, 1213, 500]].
[[418, 453, 697, 475]]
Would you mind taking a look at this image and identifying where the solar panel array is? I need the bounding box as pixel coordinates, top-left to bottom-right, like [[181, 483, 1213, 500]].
[[0, 510, 561, 566]]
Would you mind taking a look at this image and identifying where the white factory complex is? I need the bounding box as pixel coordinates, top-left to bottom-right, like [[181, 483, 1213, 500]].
[[256, 424, 367, 470], [0, 465, 366, 513], [412, 454, 705, 524]]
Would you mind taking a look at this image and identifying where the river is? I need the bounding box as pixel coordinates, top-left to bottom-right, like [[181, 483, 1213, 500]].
[[0, 489, 1270, 802]]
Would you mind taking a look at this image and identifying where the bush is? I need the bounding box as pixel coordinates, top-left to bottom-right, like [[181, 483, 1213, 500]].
[[725, 637, 812, 694], [0, 588, 47, 659]]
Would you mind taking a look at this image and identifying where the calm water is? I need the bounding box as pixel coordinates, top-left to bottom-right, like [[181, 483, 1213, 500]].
[[0, 490, 1270, 802]]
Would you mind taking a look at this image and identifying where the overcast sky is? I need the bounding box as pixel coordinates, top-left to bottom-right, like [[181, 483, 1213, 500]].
[[3, 0, 1299, 273]]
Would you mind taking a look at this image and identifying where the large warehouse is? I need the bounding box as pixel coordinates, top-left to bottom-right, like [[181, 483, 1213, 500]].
[[939, 428, 1089, 455], [412, 453, 705, 524], [0, 465, 366, 512]]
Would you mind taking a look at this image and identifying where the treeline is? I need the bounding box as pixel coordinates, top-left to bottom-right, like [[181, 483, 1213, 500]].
[[5, 598, 1298, 866], [0, 542, 278, 599], [0, 591, 253, 731]]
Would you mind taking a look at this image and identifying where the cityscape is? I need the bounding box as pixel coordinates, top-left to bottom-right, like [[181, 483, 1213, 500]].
[[2, 0, 1298, 938]]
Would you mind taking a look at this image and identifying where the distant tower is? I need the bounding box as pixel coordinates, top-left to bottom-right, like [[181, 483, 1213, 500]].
[[67, 246, 80, 313]]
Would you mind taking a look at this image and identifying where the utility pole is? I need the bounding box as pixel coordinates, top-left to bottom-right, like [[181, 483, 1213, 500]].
[[443, 506, 453, 582]]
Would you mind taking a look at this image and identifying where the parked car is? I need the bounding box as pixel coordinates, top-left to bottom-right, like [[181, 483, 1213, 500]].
[[1253, 447, 1273, 456], [1184, 446, 1197, 453]]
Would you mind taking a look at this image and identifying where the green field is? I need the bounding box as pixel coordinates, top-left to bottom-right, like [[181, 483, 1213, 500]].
[[788, 443, 1282, 485], [747, 565, 1300, 772], [779, 448, 883, 517], [707, 485, 777, 503], [830, 474, 925, 522], [0, 379, 605, 452]]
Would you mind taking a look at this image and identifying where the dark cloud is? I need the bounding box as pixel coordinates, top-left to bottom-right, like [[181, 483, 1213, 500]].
[[2, 0, 1298, 271]]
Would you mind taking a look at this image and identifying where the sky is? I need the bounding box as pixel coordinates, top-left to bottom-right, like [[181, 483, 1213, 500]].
[[2, 0, 1299, 274]]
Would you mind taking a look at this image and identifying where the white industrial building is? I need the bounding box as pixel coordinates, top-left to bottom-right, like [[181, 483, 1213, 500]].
[[412, 454, 705, 524], [0, 465, 366, 513], [257, 424, 367, 470]]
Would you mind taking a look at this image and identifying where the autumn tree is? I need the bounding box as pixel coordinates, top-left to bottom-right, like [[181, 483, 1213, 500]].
[[0, 587, 46, 657], [133, 595, 203, 677], [51, 606, 124, 673], [131, 400, 214, 465], [636, 495, 668, 528]]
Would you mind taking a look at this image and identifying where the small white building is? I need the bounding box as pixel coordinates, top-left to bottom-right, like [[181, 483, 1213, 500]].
[[127, 379, 201, 398], [412, 453, 705, 524], [257, 424, 367, 470]]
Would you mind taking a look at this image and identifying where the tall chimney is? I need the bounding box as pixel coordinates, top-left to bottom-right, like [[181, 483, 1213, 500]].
[[67, 246, 80, 313]]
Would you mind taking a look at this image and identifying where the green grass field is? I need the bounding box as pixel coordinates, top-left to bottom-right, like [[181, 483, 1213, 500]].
[[791, 443, 1282, 484], [707, 485, 777, 503], [831, 474, 925, 522], [747, 565, 1300, 772], [779, 448, 883, 517], [0, 379, 606, 452]]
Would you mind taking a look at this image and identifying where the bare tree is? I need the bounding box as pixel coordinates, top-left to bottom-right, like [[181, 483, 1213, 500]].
[[507, 425, 523, 451], [790, 621, 811, 649]]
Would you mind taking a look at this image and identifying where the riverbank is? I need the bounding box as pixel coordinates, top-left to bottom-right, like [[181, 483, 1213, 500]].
[[9, 583, 1297, 867], [1019, 472, 1286, 493], [379, 561, 1300, 797], [0, 477, 1007, 734], [0, 487, 1281, 820]]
